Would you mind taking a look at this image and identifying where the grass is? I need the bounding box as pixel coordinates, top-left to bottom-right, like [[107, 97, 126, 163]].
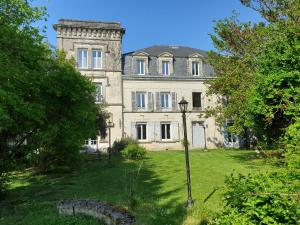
[[0, 149, 275, 225]]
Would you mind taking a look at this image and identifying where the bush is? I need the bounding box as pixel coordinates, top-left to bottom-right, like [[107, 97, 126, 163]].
[[121, 144, 146, 160], [27, 146, 81, 173], [112, 137, 138, 154], [211, 172, 300, 225]]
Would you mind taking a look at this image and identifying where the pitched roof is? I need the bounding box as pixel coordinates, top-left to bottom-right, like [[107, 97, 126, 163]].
[[124, 45, 208, 58]]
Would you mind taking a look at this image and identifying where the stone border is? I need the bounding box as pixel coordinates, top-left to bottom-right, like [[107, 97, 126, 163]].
[[57, 199, 136, 225]]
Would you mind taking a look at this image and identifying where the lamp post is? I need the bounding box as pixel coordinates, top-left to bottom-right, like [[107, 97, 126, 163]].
[[178, 97, 193, 207]]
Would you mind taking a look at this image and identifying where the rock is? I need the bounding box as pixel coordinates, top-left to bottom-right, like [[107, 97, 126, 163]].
[[57, 199, 136, 225]]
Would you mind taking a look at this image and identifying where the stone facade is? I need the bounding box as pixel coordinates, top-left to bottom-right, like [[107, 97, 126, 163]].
[[53, 19, 240, 150]]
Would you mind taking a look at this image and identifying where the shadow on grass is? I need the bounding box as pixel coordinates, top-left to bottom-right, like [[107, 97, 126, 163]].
[[0, 155, 189, 225]]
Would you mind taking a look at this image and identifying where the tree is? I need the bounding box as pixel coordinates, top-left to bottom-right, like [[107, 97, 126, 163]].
[[0, 0, 106, 195], [0, 0, 48, 195], [210, 2, 300, 223], [207, 0, 300, 146], [29, 51, 104, 170]]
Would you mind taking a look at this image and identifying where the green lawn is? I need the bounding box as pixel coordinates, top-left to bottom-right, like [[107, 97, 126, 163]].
[[0, 150, 274, 225]]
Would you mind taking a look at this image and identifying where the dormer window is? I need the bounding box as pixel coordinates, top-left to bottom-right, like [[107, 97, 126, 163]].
[[162, 61, 170, 75], [192, 62, 200, 76], [158, 52, 173, 76], [92, 50, 102, 69], [188, 53, 203, 76], [132, 51, 149, 75], [77, 49, 88, 69], [137, 59, 145, 75]]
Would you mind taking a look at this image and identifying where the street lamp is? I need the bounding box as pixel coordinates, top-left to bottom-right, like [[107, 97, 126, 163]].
[[178, 97, 193, 207]]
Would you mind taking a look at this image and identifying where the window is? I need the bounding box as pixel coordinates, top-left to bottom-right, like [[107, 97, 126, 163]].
[[77, 49, 88, 69], [136, 123, 147, 140], [136, 59, 145, 75], [95, 83, 103, 103], [192, 92, 202, 108], [192, 62, 200, 75], [162, 61, 169, 75], [161, 123, 171, 140], [136, 92, 146, 109], [226, 122, 236, 143], [92, 50, 102, 69], [160, 92, 170, 109], [85, 138, 97, 145]]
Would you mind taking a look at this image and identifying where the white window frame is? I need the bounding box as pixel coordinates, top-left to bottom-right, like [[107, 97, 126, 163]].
[[92, 50, 102, 69], [95, 83, 103, 103], [137, 59, 145, 75], [162, 61, 170, 75], [136, 123, 147, 141], [161, 123, 172, 141], [77, 49, 88, 69], [192, 61, 200, 76], [160, 92, 171, 109], [136, 92, 147, 109], [85, 138, 97, 145]]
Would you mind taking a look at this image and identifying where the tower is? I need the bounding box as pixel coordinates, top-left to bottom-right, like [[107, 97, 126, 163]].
[[53, 19, 125, 150]]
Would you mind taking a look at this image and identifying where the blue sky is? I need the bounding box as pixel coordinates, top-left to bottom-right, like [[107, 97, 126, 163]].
[[33, 0, 263, 53]]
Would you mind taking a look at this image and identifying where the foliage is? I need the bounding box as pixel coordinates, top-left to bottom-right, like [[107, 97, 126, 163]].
[[180, 138, 190, 147], [245, 19, 300, 145], [121, 144, 146, 160], [112, 137, 138, 154], [0, 0, 107, 191], [207, 0, 300, 146], [30, 51, 101, 171], [208, 1, 300, 224], [0, 0, 48, 197], [212, 172, 300, 225]]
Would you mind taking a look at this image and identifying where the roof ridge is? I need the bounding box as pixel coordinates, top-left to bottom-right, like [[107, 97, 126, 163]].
[[123, 45, 208, 57]]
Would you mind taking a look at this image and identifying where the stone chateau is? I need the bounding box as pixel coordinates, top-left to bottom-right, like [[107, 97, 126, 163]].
[[53, 19, 240, 150]]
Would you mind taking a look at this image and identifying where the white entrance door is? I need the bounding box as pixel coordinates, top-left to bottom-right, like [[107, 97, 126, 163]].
[[192, 122, 205, 148]]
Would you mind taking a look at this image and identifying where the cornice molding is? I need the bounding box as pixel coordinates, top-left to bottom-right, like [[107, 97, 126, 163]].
[[54, 26, 124, 40], [122, 75, 214, 81]]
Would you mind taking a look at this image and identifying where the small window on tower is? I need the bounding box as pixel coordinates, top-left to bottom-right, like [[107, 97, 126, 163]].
[[77, 49, 88, 69], [95, 83, 103, 103], [92, 50, 102, 69]]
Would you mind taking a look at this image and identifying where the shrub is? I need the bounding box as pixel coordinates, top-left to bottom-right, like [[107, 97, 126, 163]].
[[121, 144, 146, 160], [27, 146, 81, 173], [211, 172, 300, 225], [180, 138, 190, 147], [112, 137, 138, 154]]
